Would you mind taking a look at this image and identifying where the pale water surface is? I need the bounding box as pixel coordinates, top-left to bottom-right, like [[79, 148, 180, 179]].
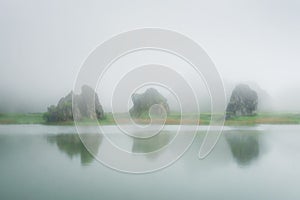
[[0, 125, 299, 200]]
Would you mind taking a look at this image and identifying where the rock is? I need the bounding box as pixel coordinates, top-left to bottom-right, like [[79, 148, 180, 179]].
[[44, 85, 104, 122], [56, 91, 73, 121], [226, 84, 258, 119], [129, 88, 170, 118], [241, 82, 273, 112], [73, 85, 104, 120]]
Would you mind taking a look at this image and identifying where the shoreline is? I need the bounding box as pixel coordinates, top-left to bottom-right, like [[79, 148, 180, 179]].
[[1, 112, 300, 126]]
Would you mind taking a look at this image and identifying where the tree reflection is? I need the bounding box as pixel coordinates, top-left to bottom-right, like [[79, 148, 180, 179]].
[[47, 133, 102, 165], [225, 130, 260, 166]]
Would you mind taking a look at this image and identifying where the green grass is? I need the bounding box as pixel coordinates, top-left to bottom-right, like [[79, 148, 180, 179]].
[[0, 112, 300, 125], [0, 113, 45, 124], [225, 113, 300, 125]]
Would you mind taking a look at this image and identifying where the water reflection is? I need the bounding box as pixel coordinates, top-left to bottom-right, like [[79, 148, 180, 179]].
[[47, 134, 102, 165], [225, 129, 261, 166], [131, 131, 173, 154], [46, 128, 263, 167], [1, 125, 300, 199]]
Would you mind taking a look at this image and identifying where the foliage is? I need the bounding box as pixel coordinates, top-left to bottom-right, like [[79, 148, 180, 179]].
[[43, 102, 73, 122]]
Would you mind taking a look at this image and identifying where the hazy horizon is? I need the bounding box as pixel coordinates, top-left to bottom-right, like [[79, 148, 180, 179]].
[[1, 0, 300, 113]]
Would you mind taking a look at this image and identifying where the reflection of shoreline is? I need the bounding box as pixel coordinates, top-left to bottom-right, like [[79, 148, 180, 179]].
[[225, 130, 261, 166], [47, 134, 102, 165]]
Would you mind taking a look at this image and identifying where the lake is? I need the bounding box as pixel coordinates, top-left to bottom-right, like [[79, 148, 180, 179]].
[[0, 124, 299, 200]]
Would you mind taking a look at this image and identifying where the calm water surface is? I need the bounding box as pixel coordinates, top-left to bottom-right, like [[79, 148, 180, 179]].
[[0, 124, 299, 200]]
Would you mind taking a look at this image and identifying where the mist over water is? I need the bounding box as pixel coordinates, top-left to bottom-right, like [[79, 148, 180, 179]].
[[0, 0, 300, 113], [1, 124, 300, 200]]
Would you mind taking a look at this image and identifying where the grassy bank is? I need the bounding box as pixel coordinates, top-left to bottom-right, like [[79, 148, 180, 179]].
[[0, 113, 45, 124], [1, 112, 300, 125], [225, 113, 300, 125]]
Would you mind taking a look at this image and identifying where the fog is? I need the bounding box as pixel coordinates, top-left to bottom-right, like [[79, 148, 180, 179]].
[[0, 0, 300, 113]]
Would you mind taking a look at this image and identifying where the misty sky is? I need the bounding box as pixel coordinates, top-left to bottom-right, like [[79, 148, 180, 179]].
[[0, 0, 300, 112]]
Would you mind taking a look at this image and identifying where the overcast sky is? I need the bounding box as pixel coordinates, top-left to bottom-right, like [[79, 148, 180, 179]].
[[0, 0, 299, 112]]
